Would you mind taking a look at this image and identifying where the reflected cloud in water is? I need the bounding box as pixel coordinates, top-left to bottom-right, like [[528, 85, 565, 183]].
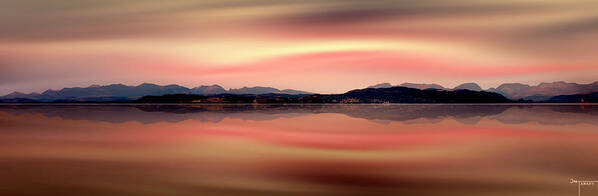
[[1, 104, 597, 196]]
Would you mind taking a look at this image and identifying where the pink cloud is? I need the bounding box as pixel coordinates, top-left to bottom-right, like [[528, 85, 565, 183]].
[[131, 50, 592, 78]]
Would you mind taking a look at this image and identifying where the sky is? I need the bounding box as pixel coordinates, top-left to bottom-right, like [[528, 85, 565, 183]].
[[1, 0, 598, 95]]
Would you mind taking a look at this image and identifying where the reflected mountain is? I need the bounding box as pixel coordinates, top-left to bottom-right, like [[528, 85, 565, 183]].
[[0, 104, 596, 126]]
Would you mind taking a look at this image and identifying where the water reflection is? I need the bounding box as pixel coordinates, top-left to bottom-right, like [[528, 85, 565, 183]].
[[1, 104, 597, 125], [0, 104, 597, 196]]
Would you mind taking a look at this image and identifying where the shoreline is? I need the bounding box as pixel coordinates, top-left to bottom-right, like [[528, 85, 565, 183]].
[[1, 103, 597, 106]]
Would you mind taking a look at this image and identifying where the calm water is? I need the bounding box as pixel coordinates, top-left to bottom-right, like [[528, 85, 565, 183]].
[[1, 104, 597, 196]]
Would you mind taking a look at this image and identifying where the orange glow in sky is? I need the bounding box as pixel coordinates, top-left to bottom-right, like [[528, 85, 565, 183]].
[[1, 0, 598, 94]]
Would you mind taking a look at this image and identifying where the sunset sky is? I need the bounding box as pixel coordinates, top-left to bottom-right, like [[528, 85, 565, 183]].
[[1, 0, 598, 95]]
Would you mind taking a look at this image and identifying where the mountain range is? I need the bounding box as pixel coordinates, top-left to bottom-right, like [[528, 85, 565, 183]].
[[368, 81, 598, 101], [0, 83, 311, 102], [2, 81, 597, 103]]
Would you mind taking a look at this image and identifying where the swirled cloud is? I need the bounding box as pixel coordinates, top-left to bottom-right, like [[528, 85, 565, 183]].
[[1, 0, 597, 94]]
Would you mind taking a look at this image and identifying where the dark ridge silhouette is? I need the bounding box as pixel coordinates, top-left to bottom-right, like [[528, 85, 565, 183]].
[[0, 98, 39, 103], [317, 86, 511, 103], [1, 86, 514, 103], [132, 86, 512, 103], [136, 93, 310, 103], [546, 92, 598, 103]]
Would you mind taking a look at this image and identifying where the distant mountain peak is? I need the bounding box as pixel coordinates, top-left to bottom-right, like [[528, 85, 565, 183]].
[[454, 83, 482, 91], [190, 84, 226, 95], [229, 86, 290, 95], [1, 92, 30, 99], [399, 83, 448, 90], [490, 81, 598, 101], [368, 83, 392, 89], [497, 83, 531, 88], [137, 83, 159, 87], [42, 89, 58, 95], [7, 91, 25, 96]]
